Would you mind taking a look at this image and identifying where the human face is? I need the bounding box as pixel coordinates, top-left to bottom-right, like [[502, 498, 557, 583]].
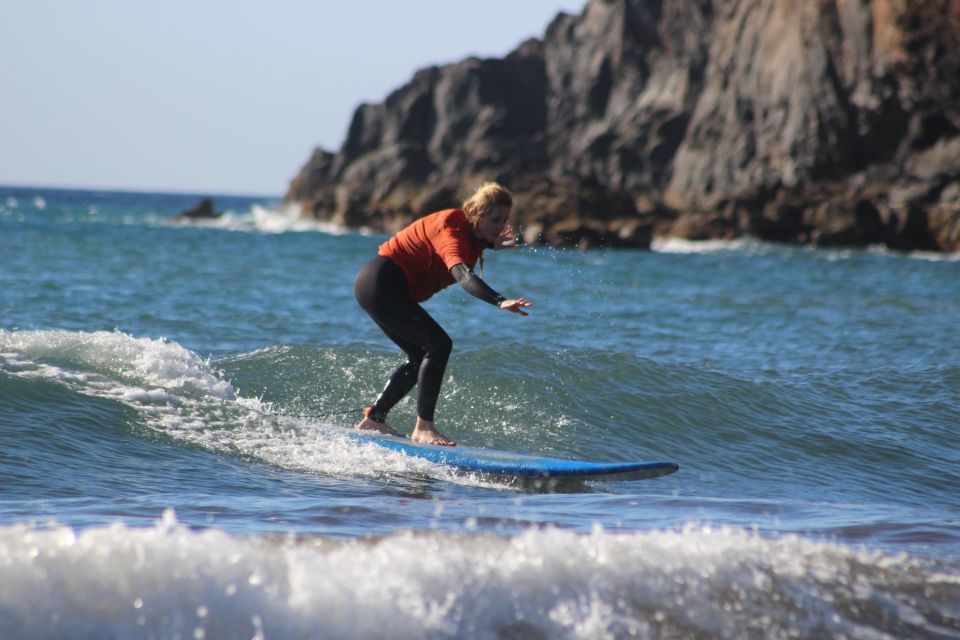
[[475, 205, 510, 244]]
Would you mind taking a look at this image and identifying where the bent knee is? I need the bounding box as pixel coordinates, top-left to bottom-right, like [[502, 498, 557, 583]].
[[430, 332, 453, 360]]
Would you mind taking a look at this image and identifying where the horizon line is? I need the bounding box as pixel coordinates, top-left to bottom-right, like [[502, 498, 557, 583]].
[[0, 181, 283, 200]]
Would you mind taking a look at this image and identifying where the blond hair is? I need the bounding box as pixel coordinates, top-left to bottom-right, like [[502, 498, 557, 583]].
[[462, 182, 513, 224]]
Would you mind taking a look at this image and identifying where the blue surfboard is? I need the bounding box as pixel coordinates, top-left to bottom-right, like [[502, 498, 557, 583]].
[[348, 433, 678, 480]]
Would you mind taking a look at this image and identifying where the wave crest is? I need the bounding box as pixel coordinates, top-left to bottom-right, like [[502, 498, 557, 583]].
[[1, 516, 956, 639]]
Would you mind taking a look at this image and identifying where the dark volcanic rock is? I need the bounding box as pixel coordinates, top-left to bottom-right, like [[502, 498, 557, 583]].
[[285, 39, 554, 235], [286, 0, 960, 252], [172, 197, 220, 223]]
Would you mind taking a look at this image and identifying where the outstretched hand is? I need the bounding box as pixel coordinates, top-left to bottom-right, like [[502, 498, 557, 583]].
[[498, 296, 532, 316], [493, 226, 518, 250]]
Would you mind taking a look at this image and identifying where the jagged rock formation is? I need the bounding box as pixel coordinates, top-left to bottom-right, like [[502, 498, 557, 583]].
[[171, 197, 221, 223], [286, 0, 960, 251]]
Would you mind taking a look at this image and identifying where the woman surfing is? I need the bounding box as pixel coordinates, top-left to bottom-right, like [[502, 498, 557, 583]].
[[353, 182, 532, 445]]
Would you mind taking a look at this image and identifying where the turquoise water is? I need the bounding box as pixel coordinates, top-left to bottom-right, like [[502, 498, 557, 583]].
[[2, 186, 959, 638]]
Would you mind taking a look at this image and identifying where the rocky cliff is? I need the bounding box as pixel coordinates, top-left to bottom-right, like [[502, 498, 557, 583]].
[[286, 0, 960, 251]]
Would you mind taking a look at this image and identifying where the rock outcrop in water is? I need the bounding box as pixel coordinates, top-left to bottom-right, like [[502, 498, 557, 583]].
[[172, 197, 221, 223], [286, 0, 960, 251]]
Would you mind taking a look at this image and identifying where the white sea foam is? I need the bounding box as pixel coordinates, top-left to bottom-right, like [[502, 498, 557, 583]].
[[651, 236, 764, 254], [0, 515, 954, 639], [0, 329, 497, 488], [899, 248, 960, 262], [0, 329, 234, 400], [652, 235, 960, 261], [172, 203, 353, 235]]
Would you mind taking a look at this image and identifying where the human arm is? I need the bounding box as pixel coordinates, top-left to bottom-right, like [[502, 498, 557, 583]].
[[450, 264, 532, 316]]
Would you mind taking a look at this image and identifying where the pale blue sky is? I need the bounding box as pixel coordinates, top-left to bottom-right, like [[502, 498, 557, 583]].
[[2, 1, 586, 196]]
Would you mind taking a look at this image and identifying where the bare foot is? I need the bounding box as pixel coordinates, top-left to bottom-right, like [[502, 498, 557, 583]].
[[410, 418, 456, 446], [356, 416, 407, 438]]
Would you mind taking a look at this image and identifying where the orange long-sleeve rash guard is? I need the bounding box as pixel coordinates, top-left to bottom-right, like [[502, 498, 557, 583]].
[[378, 208, 486, 303]]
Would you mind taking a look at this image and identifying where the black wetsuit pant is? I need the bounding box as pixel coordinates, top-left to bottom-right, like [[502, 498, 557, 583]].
[[354, 256, 452, 422]]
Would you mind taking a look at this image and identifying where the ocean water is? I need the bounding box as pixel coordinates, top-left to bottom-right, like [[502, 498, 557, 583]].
[[1, 185, 959, 639]]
